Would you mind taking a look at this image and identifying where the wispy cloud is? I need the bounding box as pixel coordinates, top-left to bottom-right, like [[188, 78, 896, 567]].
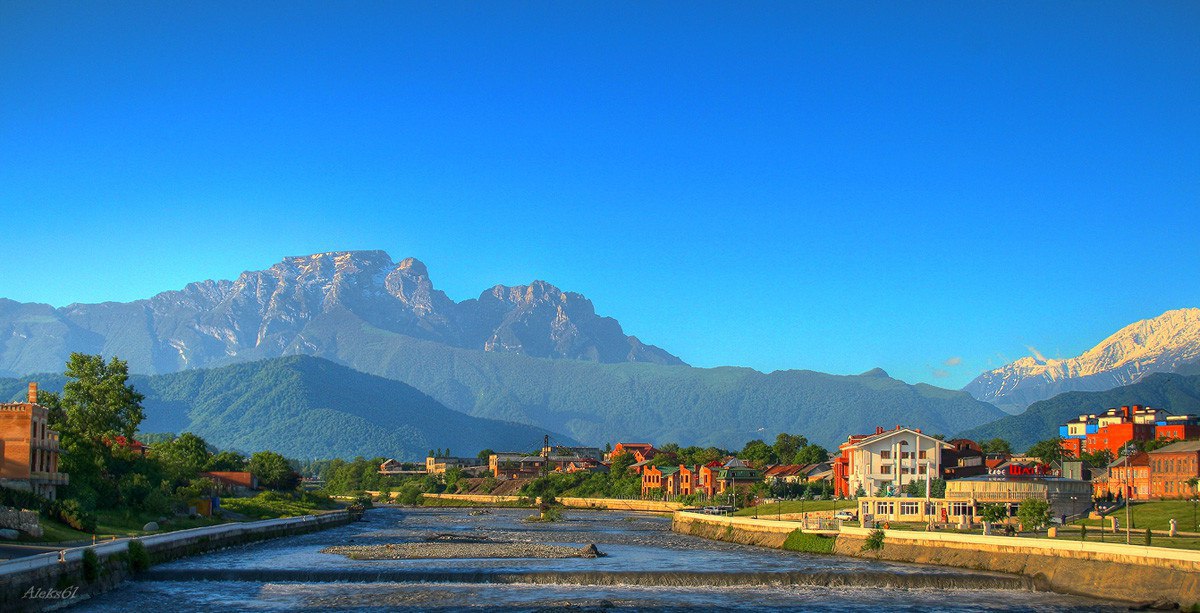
[[1026, 345, 1047, 362], [930, 367, 951, 378], [943, 356, 962, 367]]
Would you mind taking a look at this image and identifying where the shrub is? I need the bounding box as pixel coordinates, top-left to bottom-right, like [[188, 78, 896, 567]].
[[862, 529, 885, 552], [127, 540, 150, 572], [1145, 528, 1152, 546], [50, 499, 97, 533], [1080, 524, 1087, 541], [783, 529, 834, 554], [81, 548, 99, 583]]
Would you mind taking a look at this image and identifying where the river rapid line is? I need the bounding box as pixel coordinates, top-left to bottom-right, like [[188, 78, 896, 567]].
[[79, 507, 1124, 611]]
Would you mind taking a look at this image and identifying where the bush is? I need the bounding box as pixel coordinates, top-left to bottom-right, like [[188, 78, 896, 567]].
[[861, 529, 885, 552], [783, 529, 834, 554], [81, 548, 99, 583], [127, 540, 150, 572], [50, 499, 97, 533], [1145, 528, 1152, 546]]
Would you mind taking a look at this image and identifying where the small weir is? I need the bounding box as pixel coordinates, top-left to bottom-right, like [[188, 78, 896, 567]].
[[142, 568, 1034, 591]]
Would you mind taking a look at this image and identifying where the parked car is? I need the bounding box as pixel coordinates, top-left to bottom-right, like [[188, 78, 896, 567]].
[[833, 511, 856, 521]]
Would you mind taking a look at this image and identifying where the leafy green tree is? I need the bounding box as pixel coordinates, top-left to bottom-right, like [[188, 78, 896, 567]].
[[1016, 497, 1051, 531], [1027, 437, 1067, 466], [151, 433, 211, 483], [250, 451, 299, 491], [980, 438, 1013, 455], [773, 433, 807, 464], [794, 444, 829, 465], [980, 503, 1008, 523], [58, 353, 145, 441], [207, 450, 248, 472], [1079, 449, 1114, 468], [739, 439, 778, 467], [477, 448, 495, 460], [609, 452, 635, 476]]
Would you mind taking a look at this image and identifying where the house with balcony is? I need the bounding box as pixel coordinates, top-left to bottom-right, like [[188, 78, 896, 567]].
[[834, 426, 952, 498]]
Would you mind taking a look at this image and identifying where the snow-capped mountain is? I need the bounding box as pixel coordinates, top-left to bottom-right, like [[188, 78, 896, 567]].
[[964, 308, 1200, 413]]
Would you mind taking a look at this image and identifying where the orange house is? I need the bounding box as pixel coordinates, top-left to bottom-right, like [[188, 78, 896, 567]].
[[0, 383, 68, 500], [612, 443, 658, 463]]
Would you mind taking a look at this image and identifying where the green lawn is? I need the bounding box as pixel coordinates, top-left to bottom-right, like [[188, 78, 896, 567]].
[[26, 508, 226, 544], [734, 499, 856, 517], [1073, 500, 1200, 533], [220, 491, 340, 520], [1029, 526, 1200, 551]]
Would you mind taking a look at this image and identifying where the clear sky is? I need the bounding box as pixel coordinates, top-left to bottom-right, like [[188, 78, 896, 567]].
[[2, 2, 1198, 389]]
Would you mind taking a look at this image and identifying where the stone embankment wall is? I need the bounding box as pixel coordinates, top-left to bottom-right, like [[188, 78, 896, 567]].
[[0, 508, 42, 537], [673, 511, 1200, 607], [0, 510, 354, 612], [419, 493, 683, 512]]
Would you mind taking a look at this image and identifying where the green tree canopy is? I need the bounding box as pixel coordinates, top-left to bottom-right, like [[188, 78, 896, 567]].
[[477, 448, 495, 460], [207, 450, 248, 472], [1027, 437, 1067, 466], [58, 353, 145, 441], [739, 439, 778, 467], [793, 444, 829, 465], [980, 438, 1013, 455], [1016, 497, 1051, 530], [773, 433, 807, 463], [250, 450, 299, 491], [151, 432, 211, 482]]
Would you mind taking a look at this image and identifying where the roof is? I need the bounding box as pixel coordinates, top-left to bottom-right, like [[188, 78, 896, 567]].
[[1148, 440, 1200, 454], [845, 427, 953, 450], [1107, 451, 1149, 467]]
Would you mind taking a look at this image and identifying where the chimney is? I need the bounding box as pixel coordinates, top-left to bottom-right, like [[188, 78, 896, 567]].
[[875, 426, 884, 435], [1122, 406, 1130, 419], [27, 382, 38, 404]]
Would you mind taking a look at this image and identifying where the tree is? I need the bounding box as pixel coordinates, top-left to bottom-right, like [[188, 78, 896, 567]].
[[1016, 497, 1051, 531], [773, 433, 807, 464], [250, 451, 298, 491], [1027, 437, 1067, 466], [1079, 449, 1114, 469], [793, 444, 829, 465], [980, 503, 1008, 523], [477, 448, 495, 460], [610, 452, 635, 476], [739, 439, 778, 467], [207, 450, 248, 472], [981, 438, 1013, 456], [58, 353, 145, 441], [151, 433, 211, 483]]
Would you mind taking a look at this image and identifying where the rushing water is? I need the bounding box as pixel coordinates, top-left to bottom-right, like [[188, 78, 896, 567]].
[[82, 507, 1123, 611]]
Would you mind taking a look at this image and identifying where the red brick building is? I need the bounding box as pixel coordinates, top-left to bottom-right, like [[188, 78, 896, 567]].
[[0, 383, 68, 500], [1093, 451, 1151, 500], [1148, 440, 1200, 500], [1060, 405, 1199, 458]]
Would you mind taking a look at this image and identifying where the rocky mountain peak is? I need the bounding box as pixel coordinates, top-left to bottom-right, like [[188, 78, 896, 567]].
[[396, 257, 428, 277], [964, 307, 1200, 413]]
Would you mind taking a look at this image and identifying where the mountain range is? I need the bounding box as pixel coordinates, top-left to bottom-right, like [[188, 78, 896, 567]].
[[0, 251, 1004, 452], [0, 356, 565, 460], [963, 308, 1200, 414], [957, 371, 1200, 452]]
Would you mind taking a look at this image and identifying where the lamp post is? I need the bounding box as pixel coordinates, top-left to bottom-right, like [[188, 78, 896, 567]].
[[1119, 442, 1136, 545]]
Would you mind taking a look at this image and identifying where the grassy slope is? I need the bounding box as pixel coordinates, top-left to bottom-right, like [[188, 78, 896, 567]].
[[734, 499, 856, 516]]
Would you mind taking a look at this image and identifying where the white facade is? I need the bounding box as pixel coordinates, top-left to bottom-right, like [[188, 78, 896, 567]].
[[844, 428, 952, 497]]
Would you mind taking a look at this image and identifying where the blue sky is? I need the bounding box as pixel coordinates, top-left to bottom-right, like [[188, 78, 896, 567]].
[[2, 2, 1197, 388]]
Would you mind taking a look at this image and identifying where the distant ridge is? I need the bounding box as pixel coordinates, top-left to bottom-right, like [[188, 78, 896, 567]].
[[0, 250, 1004, 449], [0, 356, 568, 460], [964, 308, 1200, 413]]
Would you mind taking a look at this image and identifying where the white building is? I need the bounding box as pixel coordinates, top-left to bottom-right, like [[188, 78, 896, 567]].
[[842, 426, 952, 497]]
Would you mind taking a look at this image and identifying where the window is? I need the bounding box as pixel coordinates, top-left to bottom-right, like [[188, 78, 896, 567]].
[[900, 502, 919, 515], [881, 465, 892, 474], [901, 452, 912, 459], [950, 502, 972, 516], [880, 450, 891, 459], [918, 450, 927, 459], [918, 465, 928, 475]]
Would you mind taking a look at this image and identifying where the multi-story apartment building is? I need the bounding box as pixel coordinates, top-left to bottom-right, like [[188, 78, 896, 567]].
[[1060, 405, 1199, 457], [1147, 441, 1200, 499], [0, 383, 68, 500], [425, 454, 485, 475], [833, 426, 952, 498]]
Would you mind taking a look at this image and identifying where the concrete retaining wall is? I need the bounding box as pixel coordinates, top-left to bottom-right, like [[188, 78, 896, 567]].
[[672, 511, 1200, 607], [0, 510, 353, 612]]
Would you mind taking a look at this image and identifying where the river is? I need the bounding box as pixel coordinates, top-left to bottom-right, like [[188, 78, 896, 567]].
[[81, 507, 1123, 611]]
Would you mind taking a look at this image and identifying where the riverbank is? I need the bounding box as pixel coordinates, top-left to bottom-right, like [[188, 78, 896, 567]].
[[0, 509, 356, 612], [417, 493, 683, 512], [672, 511, 1200, 608]]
